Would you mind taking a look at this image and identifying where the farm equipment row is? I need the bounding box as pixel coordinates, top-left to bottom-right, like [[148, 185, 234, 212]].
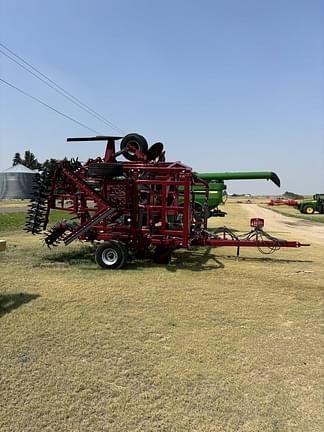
[[268, 194, 324, 214], [268, 198, 299, 207], [25, 133, 309, 269]]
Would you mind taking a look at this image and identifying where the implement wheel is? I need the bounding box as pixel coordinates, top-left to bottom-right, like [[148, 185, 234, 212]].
[[120, 133, 148, 161], [95, 241, 128, 269], [153, 246, 172, 265], [88, 162, 123, 178]]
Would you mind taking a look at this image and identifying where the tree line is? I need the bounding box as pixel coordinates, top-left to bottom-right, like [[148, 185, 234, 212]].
[[13, 151, 66, 171]]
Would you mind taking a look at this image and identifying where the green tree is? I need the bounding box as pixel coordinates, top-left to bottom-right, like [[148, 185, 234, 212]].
[[42, 158, 60, 171], [283, 191, 304, 199], [23, 150, 42, 169], [12, 150, 68, 170], [12, 152, 22, 166]]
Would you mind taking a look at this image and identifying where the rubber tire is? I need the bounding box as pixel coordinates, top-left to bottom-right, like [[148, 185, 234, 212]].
[[95, 241, 127, 269], [120, 133, 148, 161], [88, 163, 123, 178], [110, 240, 128, 268], [147, 142, 164, 161], [153, 246, 172, 265], [193, 202, 203, 220], [304, 206, 315, 214]]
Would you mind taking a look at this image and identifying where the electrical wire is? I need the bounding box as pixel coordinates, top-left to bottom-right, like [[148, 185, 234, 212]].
[[0, 77, 101, 134], [0, 48, 115, 132], [0, 41, 125, 134]]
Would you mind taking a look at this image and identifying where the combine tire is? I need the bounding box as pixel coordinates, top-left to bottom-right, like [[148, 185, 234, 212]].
[[120, 133, 148, 161], [95, 241, 128, 269], [88, 163, 123, 178]]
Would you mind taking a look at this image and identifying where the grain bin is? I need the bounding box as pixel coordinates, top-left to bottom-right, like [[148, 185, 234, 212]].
[[0, 164, 37, 199]]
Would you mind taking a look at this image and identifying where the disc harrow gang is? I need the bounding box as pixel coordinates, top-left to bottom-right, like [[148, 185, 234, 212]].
[[25, 169, 53, 234], [25, 133, 309, 269], [43, 220, 79, 248]]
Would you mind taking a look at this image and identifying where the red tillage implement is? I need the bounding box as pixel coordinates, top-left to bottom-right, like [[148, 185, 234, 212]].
[[268, 199, 299, 206], [25, 134, 309, 269]]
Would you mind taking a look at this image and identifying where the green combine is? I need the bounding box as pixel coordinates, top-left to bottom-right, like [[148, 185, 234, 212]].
[[194, 171, 280, 216]]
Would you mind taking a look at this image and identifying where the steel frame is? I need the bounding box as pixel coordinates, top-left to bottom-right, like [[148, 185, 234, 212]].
[[26, 135, 309, 263]]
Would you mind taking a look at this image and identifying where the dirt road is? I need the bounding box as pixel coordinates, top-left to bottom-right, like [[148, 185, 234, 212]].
[[0, 207, 27, 213], [241, 204, 324, 244]]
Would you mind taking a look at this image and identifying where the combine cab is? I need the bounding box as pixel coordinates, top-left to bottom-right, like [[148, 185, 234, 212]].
[[25, 133, 309, 268]]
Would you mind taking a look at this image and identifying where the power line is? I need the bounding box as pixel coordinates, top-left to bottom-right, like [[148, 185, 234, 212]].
[[0, 77, 101, 135], [0, 48, 120, 132], [0, 41, 125, 134]]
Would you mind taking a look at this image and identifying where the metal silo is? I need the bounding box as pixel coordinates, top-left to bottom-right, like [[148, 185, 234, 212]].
[[0, 164, 37, 199]]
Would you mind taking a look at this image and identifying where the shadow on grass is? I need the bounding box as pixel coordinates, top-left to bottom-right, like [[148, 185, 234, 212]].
[[119, 248, 225, 272], [41, 245, 311, 271], [0, 293, 40, 318], [43, 246, 96, 265], [80, 247, 224, 272], [166, 248, 225, 272], [122, 248, 311, 271], [217, 254, 313, 264], [44, 245, 225, 272]]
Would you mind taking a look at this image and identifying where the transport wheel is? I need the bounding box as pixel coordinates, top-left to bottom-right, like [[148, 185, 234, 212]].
[[147, 142, 164, 161], [95, 241, 127, 269], [304, 206, 315, 214], [88, 162, 123, 178], [153, 246, 172, 265], [193, 202, 203, 221], [110, 240, 128, 268], [120, 133, 148, 161]]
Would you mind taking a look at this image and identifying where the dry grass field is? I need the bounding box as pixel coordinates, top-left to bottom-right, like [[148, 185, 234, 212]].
[[261, 204, 324, 224], [0, 202, 323, 431], [0, 199, 29, 209]]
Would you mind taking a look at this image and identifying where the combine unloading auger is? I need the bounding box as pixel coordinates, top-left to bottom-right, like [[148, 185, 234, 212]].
[[25, 133, 309, 268], [194, 171, 281, 217]]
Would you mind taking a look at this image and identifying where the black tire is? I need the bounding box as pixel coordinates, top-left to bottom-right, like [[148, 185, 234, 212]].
[[120, 133, 148, 161], [95, 241, 127, 269], [110, 240, 128, 268], [193, 202, 203, 220], [303, 205, 315, 215], [147, 142, 164, 161], [153, 246, 172, 265], [88, 162, 123, 178]]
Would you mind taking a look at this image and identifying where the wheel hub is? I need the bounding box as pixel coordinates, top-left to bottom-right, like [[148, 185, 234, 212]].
[[102, 248, 118, 265]]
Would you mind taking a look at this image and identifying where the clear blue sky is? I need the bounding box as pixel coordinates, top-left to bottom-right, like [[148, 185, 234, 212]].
[[0, 0, 323, 194]]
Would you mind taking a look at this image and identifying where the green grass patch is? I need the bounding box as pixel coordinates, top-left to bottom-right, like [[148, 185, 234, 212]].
[[0, 210, 74, 232], [0, 212, 26, 232]]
